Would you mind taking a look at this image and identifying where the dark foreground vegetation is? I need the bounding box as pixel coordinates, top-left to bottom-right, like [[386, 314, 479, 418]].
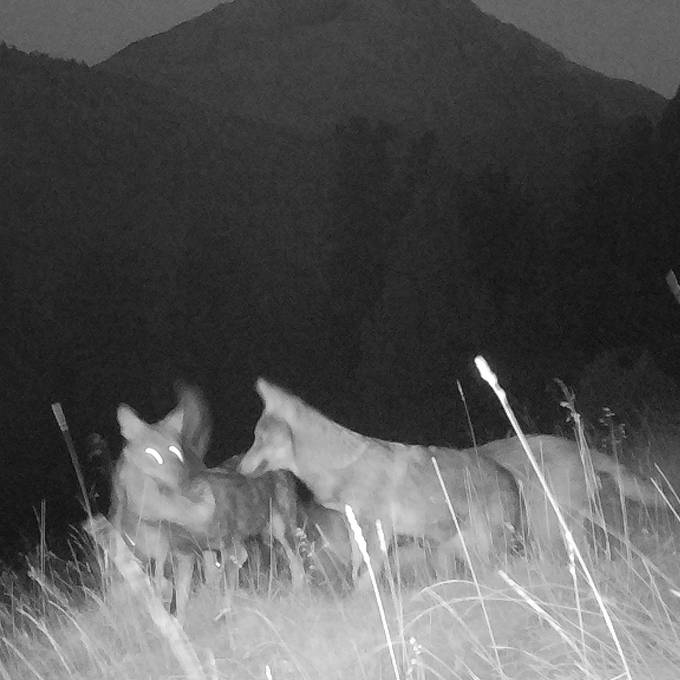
[[2, 419, 680, 680]]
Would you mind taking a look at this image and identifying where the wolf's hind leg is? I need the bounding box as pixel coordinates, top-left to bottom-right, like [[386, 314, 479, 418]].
[[202, 549, 223, 590], [433, 513, 495, 576]]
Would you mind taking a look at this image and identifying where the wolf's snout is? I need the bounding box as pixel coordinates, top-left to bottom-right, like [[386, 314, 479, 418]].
[[238, 452, 268, 477]]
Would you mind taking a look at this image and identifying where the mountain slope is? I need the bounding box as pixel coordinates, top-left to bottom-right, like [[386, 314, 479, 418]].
[[0, 43, 328, 295], [0, 44, 331, 542], [100, 0, 665, 189]]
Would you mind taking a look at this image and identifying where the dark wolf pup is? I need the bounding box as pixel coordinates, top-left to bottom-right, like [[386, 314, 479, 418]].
[[239, 379, 522, 585], [297, 496, 354, 593], [109, 384, 303, 620]]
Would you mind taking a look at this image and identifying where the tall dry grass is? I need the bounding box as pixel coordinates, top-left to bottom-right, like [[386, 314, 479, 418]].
[[3, 367, 680, 679], [2, 511, 679, 680]]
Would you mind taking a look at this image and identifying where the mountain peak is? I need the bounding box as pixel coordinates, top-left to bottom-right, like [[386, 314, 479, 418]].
[[206, 0, 483, 28], [101, 0, 664, 190]]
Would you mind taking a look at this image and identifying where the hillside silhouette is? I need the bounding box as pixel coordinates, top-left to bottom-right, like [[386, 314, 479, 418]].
[[100, 0, 664, 193]]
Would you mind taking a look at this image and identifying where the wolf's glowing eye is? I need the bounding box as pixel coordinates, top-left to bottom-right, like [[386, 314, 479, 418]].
[[168, 445, 184, 462], [144, 447, 163, 464]]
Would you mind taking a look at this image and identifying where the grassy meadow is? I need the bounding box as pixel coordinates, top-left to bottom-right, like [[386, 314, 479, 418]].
[[2, 421, 680, 680]]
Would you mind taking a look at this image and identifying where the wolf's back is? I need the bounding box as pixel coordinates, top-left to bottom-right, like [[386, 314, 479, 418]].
[[477, 434, 663, 549], [179, 466, 298, 544], [588, 449, 663, 507]]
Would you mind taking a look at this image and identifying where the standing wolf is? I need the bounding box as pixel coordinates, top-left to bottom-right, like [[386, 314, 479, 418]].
[[108, 388, 214, 605], [109, 384, 304, 620], [238, 379, 521, 584], [238, 380, 664, 569]]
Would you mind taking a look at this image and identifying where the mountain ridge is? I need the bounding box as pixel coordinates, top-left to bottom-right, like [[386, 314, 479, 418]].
[[99, 0, 665, 190]]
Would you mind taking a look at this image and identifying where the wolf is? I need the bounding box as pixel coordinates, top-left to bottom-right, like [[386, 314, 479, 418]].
[[238, 379, 522, 585], [108, 387, 215, 605], [109, 384, 304, 620], [475, 435, 664, 553]]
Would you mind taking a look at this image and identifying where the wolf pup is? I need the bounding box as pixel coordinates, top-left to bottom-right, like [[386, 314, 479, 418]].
[[297, 496, 354, 593]]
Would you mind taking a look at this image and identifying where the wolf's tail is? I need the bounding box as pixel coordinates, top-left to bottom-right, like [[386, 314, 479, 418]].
[[589, 450, 665, 508]]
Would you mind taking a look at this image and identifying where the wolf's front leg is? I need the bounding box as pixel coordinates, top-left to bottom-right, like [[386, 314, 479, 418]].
[[270, 513, 306, 589], [173, 552, 195, 623], [352, 521, 389, 590], [202, 540, 248, 592]]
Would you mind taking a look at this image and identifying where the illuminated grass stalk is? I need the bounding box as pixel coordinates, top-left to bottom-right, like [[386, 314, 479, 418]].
[[51, 402, 93, 520], [430, 458, 506, 679], [651, 477, 680, 522], [375, 519, 408, 671], [653, 464, 680, 508], [84, 515, 207, 680], [498, 570, 587, 662], [475, 355, 632, 680], [345, 505, 402, 680]]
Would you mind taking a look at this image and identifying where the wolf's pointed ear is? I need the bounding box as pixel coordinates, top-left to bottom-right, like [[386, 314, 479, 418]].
[[160, 404, 184, 437], [256, 378, 298, 420], [255, 377, 281, 408], [255, 377, 269, 401], [117, 405, 146, 441], [175, 381, 211, 461]]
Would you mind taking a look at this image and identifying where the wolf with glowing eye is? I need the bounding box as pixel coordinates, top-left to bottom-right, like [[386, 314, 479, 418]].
[[108, 388, 217, 615], [108, 384, 303, 621]]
